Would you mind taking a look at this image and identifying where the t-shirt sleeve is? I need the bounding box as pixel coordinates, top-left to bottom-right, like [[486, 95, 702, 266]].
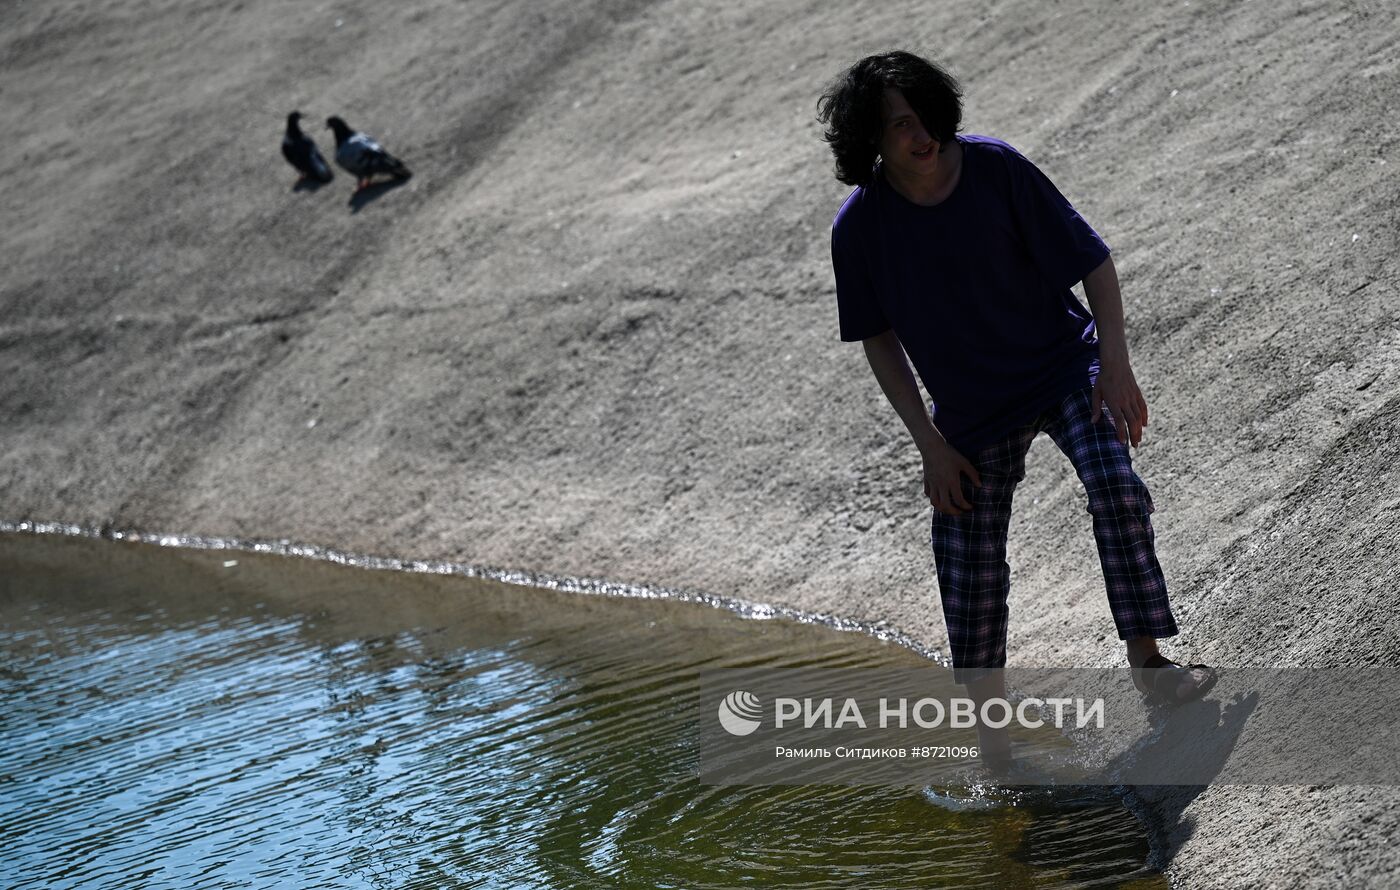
[[831, 205, 892, 342], [1004, 147, 1111, 289]]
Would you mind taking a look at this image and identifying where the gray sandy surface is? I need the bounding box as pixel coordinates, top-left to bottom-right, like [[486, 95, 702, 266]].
[[3, 0, 1398, 885]]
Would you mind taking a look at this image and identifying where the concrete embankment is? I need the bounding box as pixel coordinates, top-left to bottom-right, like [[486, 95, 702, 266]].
[[4, 0, 1398, 884]]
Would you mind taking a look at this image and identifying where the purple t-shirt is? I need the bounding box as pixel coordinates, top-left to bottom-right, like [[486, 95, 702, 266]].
[[832, 134, 1110, 456]]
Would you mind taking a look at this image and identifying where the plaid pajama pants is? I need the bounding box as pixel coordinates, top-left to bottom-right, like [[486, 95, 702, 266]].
[[931, 385, 1179, 679]]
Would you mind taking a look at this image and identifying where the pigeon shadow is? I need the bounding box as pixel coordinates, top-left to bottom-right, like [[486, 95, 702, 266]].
[[348, 177, 411, 213], [292, 178, 331, 193]]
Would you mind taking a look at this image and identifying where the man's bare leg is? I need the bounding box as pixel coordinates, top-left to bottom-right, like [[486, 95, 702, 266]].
[[1125, 636, 1160, 667], [964, 672, 1011, 772]]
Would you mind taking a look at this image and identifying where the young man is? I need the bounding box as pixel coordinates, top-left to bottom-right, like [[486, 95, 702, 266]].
[[819, 51, 1215, 730]]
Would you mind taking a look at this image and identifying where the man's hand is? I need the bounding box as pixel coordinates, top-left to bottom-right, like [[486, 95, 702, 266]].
[[858, 330, 983, 514], [1091, 356, 1149, 448], [1081, 256, 1148, 448], [921, 440, 982, 516]]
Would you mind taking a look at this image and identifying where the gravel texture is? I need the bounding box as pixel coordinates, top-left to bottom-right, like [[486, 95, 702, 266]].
[[3, 0, 1398, 885]]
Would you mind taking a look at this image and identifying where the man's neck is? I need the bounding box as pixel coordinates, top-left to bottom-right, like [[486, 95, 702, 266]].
[[883, 139, 963, 207]]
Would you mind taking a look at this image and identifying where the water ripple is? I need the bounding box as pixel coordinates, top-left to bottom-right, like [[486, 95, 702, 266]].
[[0, 530, 1164, 889]]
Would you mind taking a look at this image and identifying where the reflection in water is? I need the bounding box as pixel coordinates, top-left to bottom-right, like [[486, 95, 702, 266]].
[[0, 533, 1165, 889]]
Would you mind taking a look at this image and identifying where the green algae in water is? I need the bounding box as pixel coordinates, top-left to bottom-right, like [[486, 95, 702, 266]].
[[0, 533, 1166, 889]]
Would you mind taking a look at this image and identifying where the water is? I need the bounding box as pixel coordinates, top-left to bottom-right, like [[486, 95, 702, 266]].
[[0, 532, 1166, 889]]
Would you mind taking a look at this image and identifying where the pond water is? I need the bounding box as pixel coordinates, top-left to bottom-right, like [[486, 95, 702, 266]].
[[0, 532, 1166, 889]]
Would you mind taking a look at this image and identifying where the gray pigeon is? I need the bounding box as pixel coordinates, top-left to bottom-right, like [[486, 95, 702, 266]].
[[326, 116, 412, 192], [281, 111, 333, 183]]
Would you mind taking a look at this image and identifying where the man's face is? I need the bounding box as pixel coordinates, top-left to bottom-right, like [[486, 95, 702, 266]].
[[877, 87, 941, 180]]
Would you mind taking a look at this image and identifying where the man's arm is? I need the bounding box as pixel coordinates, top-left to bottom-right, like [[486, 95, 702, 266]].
[[861, 330, 982, 515], [1082, 255, 1149, 447]]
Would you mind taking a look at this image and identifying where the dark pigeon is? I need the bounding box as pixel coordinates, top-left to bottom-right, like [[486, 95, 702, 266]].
[[326, 116, 412, 192], [281, 111, 333, 183]]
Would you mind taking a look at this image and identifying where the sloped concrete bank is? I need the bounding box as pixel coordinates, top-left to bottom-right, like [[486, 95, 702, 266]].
[[4, 0, 1399, 885]]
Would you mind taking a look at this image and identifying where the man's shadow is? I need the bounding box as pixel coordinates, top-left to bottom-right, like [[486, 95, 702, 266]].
[[994, 683, 1258, 877], [1102, 690, 1260, 870]]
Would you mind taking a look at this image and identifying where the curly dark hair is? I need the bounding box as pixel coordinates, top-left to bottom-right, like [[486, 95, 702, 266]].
[[817, 51, 963, 187]]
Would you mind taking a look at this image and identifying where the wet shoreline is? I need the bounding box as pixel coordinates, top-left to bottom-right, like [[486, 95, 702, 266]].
[[1, 519, 1172, 880]]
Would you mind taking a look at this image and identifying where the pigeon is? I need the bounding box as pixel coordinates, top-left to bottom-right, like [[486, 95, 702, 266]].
[[325, 116, 412, 192], [281, 111, 333, 184]]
